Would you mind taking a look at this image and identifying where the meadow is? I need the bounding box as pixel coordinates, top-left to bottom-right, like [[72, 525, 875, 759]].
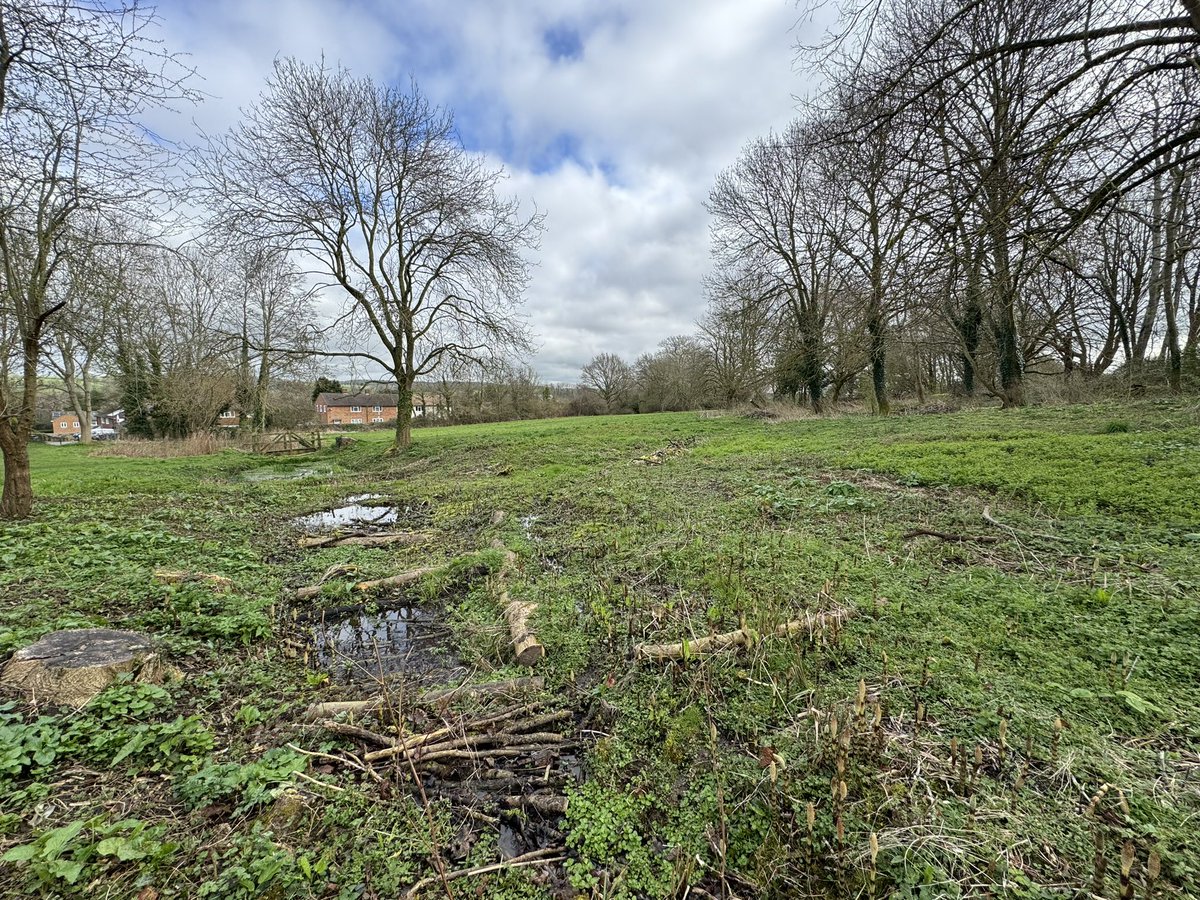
[[1, 398, 1198, 898]]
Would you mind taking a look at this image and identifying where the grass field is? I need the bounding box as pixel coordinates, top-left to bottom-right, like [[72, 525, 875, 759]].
[[2, 398, 1199, 898]]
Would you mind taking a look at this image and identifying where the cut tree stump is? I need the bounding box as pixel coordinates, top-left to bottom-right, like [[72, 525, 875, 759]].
[[0, 629, 171, 707]]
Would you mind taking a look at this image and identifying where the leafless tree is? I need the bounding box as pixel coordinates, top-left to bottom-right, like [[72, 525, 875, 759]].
[[203, 59, 542, 449], [700, 266, 777, 407], [0, 0, 194, 518], [579, 352, 634, 412]]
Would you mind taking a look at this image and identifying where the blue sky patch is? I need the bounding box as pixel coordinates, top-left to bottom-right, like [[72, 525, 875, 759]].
[[542, 24, 584, 62]]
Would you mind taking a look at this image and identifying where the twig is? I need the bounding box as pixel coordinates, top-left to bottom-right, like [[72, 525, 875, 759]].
[[902, 528, 999, 544], [401, 848, 565, 900]]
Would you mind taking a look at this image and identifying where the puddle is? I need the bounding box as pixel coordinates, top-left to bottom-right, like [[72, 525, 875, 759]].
[[310, 605, 457, 683], [294, 495, 399, 532]]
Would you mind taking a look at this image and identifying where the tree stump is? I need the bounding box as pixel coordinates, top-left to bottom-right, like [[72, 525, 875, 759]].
[[0, 629, 170, 707]]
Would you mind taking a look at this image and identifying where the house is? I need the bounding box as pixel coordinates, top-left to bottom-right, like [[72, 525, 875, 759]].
[[216, 409, 242, 428], [412, 392, 450, 418], [51, 412, 83, 437], [314, 392, 399, 427]]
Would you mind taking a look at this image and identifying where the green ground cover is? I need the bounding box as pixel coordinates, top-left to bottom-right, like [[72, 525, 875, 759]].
[[1, 398, 1198, 898]]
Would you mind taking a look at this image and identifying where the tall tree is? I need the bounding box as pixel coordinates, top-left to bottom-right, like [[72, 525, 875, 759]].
[[204, 59, 542, 449]]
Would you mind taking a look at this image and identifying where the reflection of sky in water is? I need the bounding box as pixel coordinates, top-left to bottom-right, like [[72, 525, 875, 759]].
[[293, 497, 397, 532], [312, 607, 450, 682]]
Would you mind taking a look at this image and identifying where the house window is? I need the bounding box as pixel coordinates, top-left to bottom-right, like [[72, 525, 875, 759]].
[[372, 417, 383, 423], [332, 418, 342, 424], [373, 405, 381, 412], [351, 417, 363, 424], [317, 404, 326, 413], [59, 422, 68, 429], [350, 405, 362, 412]]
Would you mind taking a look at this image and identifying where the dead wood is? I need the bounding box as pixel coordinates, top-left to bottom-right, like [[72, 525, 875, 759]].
[[491, 538, 545, 666], [295, 565, 439, 600], [420, 675, 545, 705], [297, 531, 431, 550], [502, 793, 569, 815], [153, 570, 233, 590], [902, 528, 999, 544], [302, 676, 546, 722], [401, 847, 565, 900], [359, 702, 549, 763], [321, 720, 394, 746], [633, 608, 853, 661]]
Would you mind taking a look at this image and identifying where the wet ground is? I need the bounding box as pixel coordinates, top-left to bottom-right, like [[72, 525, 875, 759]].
[[307, 602, 464, 685], [292, 494, 399, 532]]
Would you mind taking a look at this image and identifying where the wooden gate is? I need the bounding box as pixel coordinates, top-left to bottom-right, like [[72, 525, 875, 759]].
[[251, 431, 323, 455]]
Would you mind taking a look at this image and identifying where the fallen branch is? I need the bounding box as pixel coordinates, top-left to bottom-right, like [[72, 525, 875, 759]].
[[634, 608, 853, 661], [902, 528, 999, 545], [502, 792, 569, 815], [401, 847, 565, 900], [297, 531, 431, 550], [153, 570, 233, 591], [491, 539, 545, 666], [302, 676, 546, 722], [295, 565, 438, 600]]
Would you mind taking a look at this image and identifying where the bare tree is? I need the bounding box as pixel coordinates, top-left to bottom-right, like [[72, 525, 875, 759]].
[[204, 59, 542, 449], [699, 267, 776, 407], [579, 352, 635, 413], [0, 0, 193, 518], [221, 242, 319, 431]]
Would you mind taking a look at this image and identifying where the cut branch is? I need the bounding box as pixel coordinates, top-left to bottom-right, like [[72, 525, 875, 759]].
[[634, 608, 854, 661]]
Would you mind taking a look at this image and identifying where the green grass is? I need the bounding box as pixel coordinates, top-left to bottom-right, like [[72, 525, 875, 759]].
[[2, 398, 1199, 897]]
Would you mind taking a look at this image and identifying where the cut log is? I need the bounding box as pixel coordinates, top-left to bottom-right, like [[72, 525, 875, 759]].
[[0, 629, 171, 707], [297, 532, 430, 550], [153, 570, 234, 590], [295, 565, 438, 600], [491, 540, 545, 667], [503, 793, 569, 815], [301, 676, 546, 722], [634, 608, 853, 661]]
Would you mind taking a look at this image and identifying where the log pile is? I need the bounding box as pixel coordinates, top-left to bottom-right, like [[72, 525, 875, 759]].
[[315, 697, 573, 776], [302, 676, 546, 722]]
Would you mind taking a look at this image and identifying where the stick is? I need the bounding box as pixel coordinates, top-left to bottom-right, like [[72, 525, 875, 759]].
[[902, 528, 999, 544], [634, 608, 853, 661], [297, 532, 431, 550], [401, 848, 565, 900]]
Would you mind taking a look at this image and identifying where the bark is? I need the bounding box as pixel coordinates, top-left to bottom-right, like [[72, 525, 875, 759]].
[[0, 330, 41, 519], [867, 311, 889, 415]]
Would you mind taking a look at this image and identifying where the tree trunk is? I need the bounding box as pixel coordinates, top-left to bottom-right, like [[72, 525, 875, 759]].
[[867, 313, 888, 415], [0, 423, 33, 520], [395, 380, 414, 449]]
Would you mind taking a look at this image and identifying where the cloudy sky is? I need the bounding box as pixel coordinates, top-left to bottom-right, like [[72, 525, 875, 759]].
[[154, 0, 830, 383]]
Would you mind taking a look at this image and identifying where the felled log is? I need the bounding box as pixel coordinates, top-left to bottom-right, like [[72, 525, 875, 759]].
[[491, 540, 545, 667], [295, 565, 439, 600], [503, 793, 569, 815], [297, 531, 430, 550], [634, 608, 853, 661], [153, 570, 233, 590], [302, 676, 546, 722], [0, 629, 172, 707]]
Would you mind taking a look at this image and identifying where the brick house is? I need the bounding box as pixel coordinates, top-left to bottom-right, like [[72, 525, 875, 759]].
[[51, 412, 83, 437], [314, 392, 399, 427], [216, 409, 242, 428]]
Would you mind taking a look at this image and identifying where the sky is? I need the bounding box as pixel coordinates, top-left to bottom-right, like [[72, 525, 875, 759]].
[[153, 0, 829, 383]]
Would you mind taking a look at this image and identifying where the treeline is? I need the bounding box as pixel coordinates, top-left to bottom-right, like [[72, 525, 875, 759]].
[[42, 235, 319, 441], [698, 0, 1200, 412]]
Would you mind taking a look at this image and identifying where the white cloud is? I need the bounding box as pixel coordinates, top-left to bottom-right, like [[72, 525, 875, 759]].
[[153, 0, 829, 382]]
